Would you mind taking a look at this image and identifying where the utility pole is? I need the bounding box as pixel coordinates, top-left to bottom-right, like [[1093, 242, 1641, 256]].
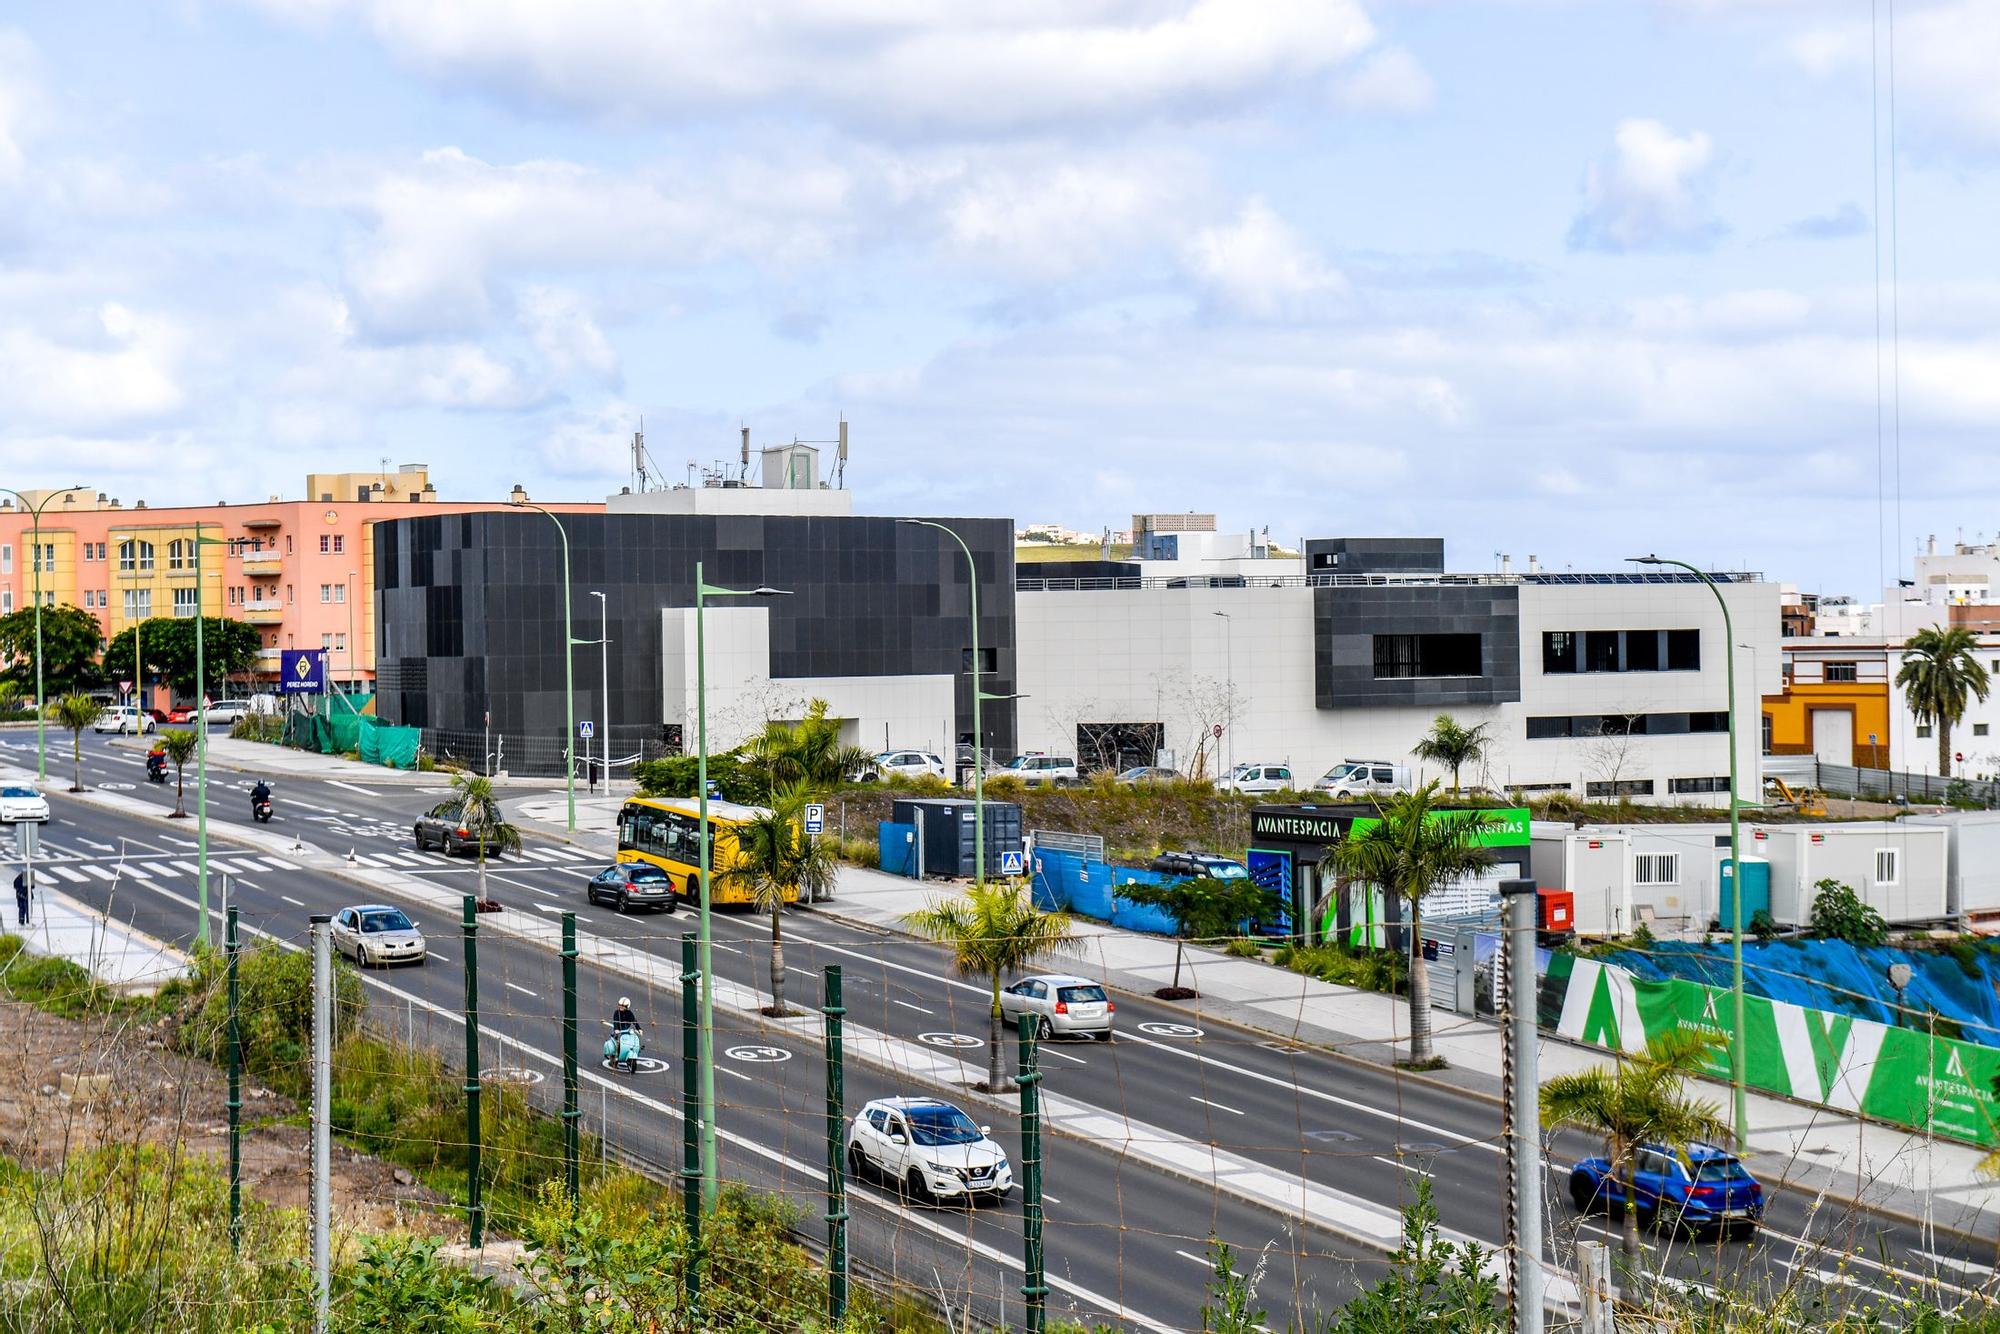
[[823, 965, 849, 1324], [227, 906, 243, 1253], [462, 895, 484, 1248], [309, 914, 332, 1334], [591, 590, 609, 785], [680, 933, 704, 1313], [1500, 878, 1543, 1334]]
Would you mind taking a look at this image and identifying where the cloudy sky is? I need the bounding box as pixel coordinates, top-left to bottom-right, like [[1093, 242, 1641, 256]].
[[3, 1, 1997, 595]]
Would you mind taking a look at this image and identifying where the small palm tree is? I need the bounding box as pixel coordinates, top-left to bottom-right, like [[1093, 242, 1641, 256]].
[[903, 882, 1079, 1091], [1410, 713, 1493, 796], [450, 771, 522, 905], [749, 698, 874, 788], [720, 784, 839, 1016], [1330, 783, 1498, 1067], [51, 693, 102, 792], [161, 728, 199, 817], [1541, 1029, 1731, 1278], [1898, 626, 1991, 777]]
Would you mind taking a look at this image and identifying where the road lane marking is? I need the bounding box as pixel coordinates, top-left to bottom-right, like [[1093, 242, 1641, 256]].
[[82, 864, 115, 881], [1372, 1156, 1431, 1177], [892, 999, 932, 1014], [1189, 1095, 1243, 1116], [505, 982, 537, 998], [281, 895, 305, 907], [326, 781, 381, 797]]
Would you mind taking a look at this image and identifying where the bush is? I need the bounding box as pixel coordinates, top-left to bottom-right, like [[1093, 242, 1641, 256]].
[[1749, 909, 1780, 943], [183, 940, 363, 1081], [1808, 878, 1887, 948], [834, 834, 879, 868], [1224, 937, 1263, 958], [229, 713, 285, 743], [0, 936, 112, 1016], [633, 750, 772, 805], [1283, 942, 1406, 995]]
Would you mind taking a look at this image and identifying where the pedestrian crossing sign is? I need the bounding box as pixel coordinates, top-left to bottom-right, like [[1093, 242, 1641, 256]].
[[1000, 849, 1024, 876]]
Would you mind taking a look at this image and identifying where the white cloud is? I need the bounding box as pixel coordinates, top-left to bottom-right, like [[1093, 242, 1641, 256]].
[[0, 303, 185, 428], [244, 0, 1381, 135], [1790, 1, 2000, 152], [518, 286, 619, 382], [0, 28, 43, 186], [1332, 47, 1434, 115], [1184, 198, 1348, 320], [1568, 118, 1727, 254], [940, 152, 1198, 282]]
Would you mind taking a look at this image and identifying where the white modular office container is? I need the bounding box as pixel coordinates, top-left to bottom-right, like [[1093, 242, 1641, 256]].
[[1529, 826, 1633, 936]]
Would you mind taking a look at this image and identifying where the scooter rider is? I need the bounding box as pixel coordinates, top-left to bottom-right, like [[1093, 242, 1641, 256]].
[[249, 779, 271, 812], [612, 997, 639, 1033], [145, 741, 167, 779]]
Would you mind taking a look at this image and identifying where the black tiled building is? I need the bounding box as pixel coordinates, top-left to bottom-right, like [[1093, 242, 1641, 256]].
[[373, 511, 1015, 774]]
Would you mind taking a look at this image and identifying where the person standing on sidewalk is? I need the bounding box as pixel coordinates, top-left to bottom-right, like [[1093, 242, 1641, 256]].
[[12, 869, 28, 927]]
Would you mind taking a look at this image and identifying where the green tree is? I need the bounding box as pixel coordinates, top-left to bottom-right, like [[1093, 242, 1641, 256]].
[[1327, 1179, 1501, 1333], [1410, 713, 1492, 796], [746, 697, 874, 789], [1807, 878, 1887, 947], [161, 727, 200, 818], [449, 771, 522, 906], [718, 784, 839, 1017], [51, 692, 102, 792], [1113, 875, 1281, 995], [902, 882, 1079, 1091], [103, 616, 265, 698], [1329, 784, 1498, 1066], [0, 603, 103, 695], [1898, 625, 1991, 778], [1541, 1029, 1730, 1276]]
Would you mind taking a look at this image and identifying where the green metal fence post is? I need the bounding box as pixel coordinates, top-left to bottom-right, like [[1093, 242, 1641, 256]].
[[822, 965, 849, 1324], [561, 910, 580, 1209], [680, 932, 703, 1315], [1017, 1012, 1047, 1334], [226, 904, 242, 1254], [462, 895, 484, 1248]]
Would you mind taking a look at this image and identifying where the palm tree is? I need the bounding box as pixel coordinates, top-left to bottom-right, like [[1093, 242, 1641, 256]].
[[1898, 626, 1991, 777], [1541, 1029, 1730, 1276], [749, 698, 875, 789], [51, 693, 102, 793], [719, 784, 839, 1016], [449, 771, 522, 905], [1330, 783, 1498, 1066], [161, 728, 199, 817], [1410, 713, 1493, 796], [902, 882, 1079, 1091]]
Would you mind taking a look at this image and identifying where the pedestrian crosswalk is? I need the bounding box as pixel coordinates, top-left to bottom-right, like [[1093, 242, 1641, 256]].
[[0, 830, 603, 889], [345, 844, 602, 870], [22, 852, 304, 882]]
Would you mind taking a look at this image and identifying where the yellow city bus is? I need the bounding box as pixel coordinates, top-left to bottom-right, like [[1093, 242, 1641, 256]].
[[615, 796, 795, 908]]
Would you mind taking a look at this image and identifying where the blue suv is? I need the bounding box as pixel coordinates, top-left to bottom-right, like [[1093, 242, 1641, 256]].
[[1568, 1142, 1764, 1238]]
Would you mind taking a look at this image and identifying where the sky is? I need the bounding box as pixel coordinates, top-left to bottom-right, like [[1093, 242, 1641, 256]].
[[2, 0, 1998, 596]]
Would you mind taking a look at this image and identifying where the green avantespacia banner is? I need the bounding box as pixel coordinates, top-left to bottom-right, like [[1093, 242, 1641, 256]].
[[1541, 954, 2000, 1147]]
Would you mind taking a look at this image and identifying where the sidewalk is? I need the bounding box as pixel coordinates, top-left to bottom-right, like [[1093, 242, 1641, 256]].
[[504, 793, 2000, 1237], [7, 880, 191, 993], [123, 733, 596, 792]]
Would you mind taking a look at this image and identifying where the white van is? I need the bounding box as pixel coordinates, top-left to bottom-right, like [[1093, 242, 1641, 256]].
[[1218, 763, 1296, 794], [1313, 760, 1410, 800]]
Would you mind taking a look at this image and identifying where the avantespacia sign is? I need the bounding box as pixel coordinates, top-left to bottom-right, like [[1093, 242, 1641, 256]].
[[1543, 954, 2000, 1147]]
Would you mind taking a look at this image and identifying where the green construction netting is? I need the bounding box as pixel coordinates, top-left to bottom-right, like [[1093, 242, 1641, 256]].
[[279, 697, 414, 768], [359, 720, 421, 769]]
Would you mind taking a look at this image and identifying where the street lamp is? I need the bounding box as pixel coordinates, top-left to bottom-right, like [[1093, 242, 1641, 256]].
[[0, 486, 87, 780], [1212, 610, 1234, 778], [896, 520, 996, 883], [193, 524, 225, 949], [347, 572, 358, 696], [509, 501, 578, 833], [1633, 553, 1747, 1150], [693, 561, 789, 1211], [590, 591, 609, 789]]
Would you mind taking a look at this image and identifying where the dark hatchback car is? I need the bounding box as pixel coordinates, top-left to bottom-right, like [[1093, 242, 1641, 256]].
[[585, 862, 677, 914], [413, 801, 498, 856]]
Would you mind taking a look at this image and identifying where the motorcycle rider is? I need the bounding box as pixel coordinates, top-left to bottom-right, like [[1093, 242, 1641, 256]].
[[249, 778, 271, 814], [145, 740, 167, 780]]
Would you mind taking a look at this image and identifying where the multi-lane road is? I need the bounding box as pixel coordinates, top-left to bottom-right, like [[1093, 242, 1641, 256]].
[[8, 728, 1998, 1329]]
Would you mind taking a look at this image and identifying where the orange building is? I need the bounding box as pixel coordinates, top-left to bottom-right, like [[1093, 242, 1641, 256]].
[[0, 466, 599, 701], [1764, 641, 1895, 769]]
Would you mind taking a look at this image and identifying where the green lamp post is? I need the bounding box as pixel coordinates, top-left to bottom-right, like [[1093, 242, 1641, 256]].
[[0, 486, 87, 780]]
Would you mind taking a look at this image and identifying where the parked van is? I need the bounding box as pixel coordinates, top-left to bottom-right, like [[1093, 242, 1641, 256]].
[[1313, 760, 1410, 800], [1218, 763, 1296, 794]]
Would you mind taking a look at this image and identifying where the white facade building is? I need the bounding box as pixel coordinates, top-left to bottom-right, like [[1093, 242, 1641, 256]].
[[1016, 537, 1777, 804]]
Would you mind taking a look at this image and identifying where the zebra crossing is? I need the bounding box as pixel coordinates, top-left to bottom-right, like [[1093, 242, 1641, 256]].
[[345, 844, 603, 871], [18, 850, 307, 883]]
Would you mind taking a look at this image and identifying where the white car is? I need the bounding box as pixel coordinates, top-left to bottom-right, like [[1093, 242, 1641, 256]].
[[0, 785, 51, 824], [92, 706, 155, 735], [1002, 754, 1080, 787], [1000, 973, 1115, 1041], [1218, 763, 1296, 794], [201, 699, 251, 725], [876, 749, 948, 781], [1313, 760, 1410, 800], [330, 904, 427, 968], [846, 1097, 1013, 1205]]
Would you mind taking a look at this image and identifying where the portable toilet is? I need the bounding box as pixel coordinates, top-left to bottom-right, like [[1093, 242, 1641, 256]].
[[1718, 856, 1771, 928]]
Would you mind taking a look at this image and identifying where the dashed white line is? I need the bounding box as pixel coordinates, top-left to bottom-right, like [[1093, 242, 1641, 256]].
[[281, 895, 305, 907], [892, 999, 932, 1014], [1188, 1095, 1243, 1116], [1372, 1155, 1432, 1177], [505, 982, 537, 998], [1041, 1047, 1089, 1065], [326, 780, 381, 798]]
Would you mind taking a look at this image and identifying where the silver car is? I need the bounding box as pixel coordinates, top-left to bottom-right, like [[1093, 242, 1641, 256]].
[[999, 973, 1115, 1040], [331, 904, 427, 968]]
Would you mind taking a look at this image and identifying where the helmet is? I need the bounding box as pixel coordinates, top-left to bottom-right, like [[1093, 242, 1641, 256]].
[[618, 997, 631, 1008]]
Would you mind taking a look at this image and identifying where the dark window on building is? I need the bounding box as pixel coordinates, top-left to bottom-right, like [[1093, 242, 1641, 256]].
[[1373, 633, 1482, 679], [1670, 776, 1731, 794], [961, 646, 999, 674], [1528, 711, 1729, 740], [1689, 711, 1727, 733], [1824, 662, 1858, 683], [1541, 628, 1700, 673], [1761, 714, 1773, 753], [1586, 779, 1656, 798], [1526, 716, 1572, 740]]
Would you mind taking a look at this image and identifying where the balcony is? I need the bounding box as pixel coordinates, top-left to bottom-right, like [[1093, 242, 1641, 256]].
[[243, 600, 285, 624], [240, 551, 284, 574], [241, 517, 283, 530], [254, 647, 283, 663]]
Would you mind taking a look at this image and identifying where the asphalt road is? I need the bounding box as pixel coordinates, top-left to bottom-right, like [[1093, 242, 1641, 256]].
[[14, 726, 2000, 1324]]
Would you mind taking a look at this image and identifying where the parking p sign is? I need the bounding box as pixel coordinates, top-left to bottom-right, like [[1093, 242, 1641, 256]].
[[803, 802, 825, 835]]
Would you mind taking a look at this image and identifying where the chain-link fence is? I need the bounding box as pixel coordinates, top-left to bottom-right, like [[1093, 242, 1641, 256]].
[[1765, 754, 1999, 806], [418, 726, 682, 779]]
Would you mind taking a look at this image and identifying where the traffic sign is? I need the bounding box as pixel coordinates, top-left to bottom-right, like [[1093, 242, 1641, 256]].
[[999, 849, 1024, 876], [117, 679, 132, 695], [803, 802, 825, 835], [1213, 723, 1224, 737], [578, 721, 595, 739]]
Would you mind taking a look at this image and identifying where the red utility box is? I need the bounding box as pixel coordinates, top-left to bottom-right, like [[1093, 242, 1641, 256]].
[[1537, 888, 1575, 935]]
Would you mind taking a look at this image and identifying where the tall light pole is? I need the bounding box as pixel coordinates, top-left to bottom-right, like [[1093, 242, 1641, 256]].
[[896, 520, 995, 884], [1212, 609, 1234, 777], [1633, 553, 1746, 1150], [193, 524, 224, 950], [347, 571, 358, 696], [590, 590, 609, 787], [693, 561, 790, 1209], [510, 501, 577, 833], [0, 486, 86, 780]]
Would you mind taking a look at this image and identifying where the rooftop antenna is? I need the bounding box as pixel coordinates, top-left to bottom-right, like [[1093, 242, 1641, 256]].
[[835, 417, 848, 489], [740, 425, 751, 481], [631, 419, 658, 493]]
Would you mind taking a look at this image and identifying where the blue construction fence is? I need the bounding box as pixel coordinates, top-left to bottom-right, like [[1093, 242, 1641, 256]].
[[1029, 848, 1178, 937], [879, 822, 916, 877], [1606, 938, 2000, 1048]]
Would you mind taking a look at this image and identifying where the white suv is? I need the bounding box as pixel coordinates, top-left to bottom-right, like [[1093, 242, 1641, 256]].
[[846, 1097, 1013, 1205], [1218, 763, 1295, 794], [1003, 754, 1080, 787], [93, 705, 155, 735], [877, 750, 948, 781]]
